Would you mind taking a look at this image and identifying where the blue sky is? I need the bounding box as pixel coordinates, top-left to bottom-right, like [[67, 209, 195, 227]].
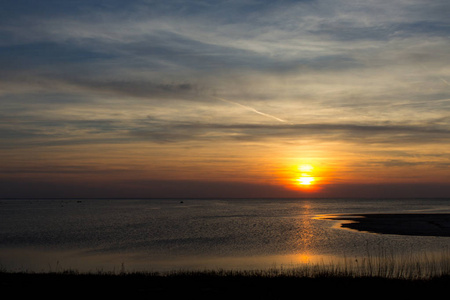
[[1, 0, 450, 198]]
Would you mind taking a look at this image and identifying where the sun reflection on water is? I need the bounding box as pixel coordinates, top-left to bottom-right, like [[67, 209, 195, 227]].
[[294, 201, 316, 263]]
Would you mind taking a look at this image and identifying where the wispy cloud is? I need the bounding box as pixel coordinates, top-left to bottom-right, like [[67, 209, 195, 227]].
[[1, 0, 450, 196]]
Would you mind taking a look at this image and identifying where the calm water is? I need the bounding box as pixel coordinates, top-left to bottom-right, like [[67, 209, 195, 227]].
[[1, 198, 450, 273]]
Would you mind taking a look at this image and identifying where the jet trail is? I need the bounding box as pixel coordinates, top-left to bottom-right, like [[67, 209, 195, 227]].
[[440, 78, 450, 87], [214, 96, 291, 124], [420, 63, 450, 87]]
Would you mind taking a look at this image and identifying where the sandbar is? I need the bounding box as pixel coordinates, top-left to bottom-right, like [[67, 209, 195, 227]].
[[324, 213, 450, 237]]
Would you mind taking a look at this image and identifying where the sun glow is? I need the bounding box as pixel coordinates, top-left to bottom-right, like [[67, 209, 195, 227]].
[[299, 164, 314, 173], [297, 176, 315, 185], [296, 164, 316, 186], [280, 161, 329, 192]]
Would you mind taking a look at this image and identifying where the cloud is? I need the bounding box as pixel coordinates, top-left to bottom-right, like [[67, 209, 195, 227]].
[[127, 119, 450, 145], [68, 79, 199, 100], [1, 0, 450, 198], [2, 0, 450, 96]]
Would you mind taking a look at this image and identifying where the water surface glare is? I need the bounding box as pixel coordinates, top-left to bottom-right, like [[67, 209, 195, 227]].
[[1, 198, 449, 275]]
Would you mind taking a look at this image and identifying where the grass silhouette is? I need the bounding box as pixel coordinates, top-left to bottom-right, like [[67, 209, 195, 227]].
[[2, 249, 450, 298]]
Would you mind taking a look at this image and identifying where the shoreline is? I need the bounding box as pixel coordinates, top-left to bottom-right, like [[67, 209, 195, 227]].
[[3, 212, 450, 297], [324, 213, 450, 237]]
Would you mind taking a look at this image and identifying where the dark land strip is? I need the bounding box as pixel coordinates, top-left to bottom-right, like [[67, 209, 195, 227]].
[[324, 213, 450, 237], [1, 272, 449, 298]]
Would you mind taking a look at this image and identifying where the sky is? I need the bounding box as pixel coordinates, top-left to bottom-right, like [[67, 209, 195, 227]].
[[1, 0, 450, 198]]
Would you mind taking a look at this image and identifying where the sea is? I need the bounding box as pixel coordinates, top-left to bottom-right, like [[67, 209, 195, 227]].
[[1, 198, 450, 274]]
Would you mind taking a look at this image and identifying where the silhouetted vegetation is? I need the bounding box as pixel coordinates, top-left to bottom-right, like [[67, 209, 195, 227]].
[[2, 269, 449, 298], [2, 248, 450, 298]]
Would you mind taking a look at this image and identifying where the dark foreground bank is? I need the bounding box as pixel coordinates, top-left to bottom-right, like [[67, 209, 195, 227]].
[[1, 271, 449, 298], [325, 213, 450, 237]]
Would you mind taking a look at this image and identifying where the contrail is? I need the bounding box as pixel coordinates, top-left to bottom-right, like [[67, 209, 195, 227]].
[[440, 78, 450, 86], [420, 63, 450, 87], [214, 96, 291, 124]]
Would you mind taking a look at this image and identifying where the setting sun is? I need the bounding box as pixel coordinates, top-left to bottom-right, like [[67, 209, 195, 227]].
[[294, 164, 318, 188], [297, 176, 315, 185]]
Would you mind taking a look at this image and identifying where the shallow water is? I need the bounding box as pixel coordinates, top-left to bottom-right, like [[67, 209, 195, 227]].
[[1, 198, 450, 273]]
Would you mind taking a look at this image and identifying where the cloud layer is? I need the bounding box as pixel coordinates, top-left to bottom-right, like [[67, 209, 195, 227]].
[[1, 0, 450, 197]]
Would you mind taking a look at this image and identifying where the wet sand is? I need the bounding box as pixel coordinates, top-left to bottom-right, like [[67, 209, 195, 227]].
[[326, 213, 450, 237]]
